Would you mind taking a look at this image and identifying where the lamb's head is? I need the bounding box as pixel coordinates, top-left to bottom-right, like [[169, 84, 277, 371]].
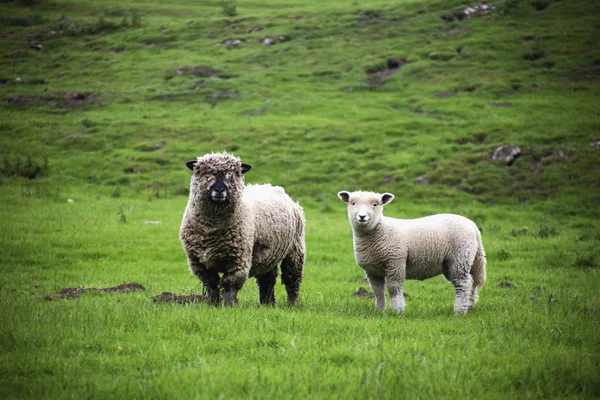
[[186, 153, 251, 207], [337, 191, 394, 232]]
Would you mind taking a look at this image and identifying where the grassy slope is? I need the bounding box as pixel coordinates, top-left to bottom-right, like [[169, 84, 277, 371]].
[[0, 0, 599, 398]]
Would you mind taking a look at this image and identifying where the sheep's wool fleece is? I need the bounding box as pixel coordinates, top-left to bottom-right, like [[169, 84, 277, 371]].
[[179, 153, 305, 278]]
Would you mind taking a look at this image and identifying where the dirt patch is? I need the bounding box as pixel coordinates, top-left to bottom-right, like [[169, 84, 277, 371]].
[[352, 287, 410, 299], [498, 281, 515, 288], [65, 91, 97, 107], [353, 287, 374, 298], [6, 92, 97, 107], [45, 282, 145, 300], [205, 90, 238, 106], [6, 95, 56, 106], [151, 292, 208, 304], [366, 58, 407, 87], [176, 65, 235, 79]]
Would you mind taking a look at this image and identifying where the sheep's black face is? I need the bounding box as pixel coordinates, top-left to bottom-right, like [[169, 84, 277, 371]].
[[210, 178, 228, 203], [186, 155, 252, 208]]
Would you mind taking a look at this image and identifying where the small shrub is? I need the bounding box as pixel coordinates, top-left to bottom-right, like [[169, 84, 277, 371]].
[[502, 0, 523, 13], [1, 152, 47, 179], [117, 204, 126, 223], [220, 0, 237, 17], [531, 0, 551, 11], [0, 14, 45, 27], [574, 255, 598, 269], [536, 218, 558, 238], [497, 249, 512, 261], [510, 227, 528, 237]]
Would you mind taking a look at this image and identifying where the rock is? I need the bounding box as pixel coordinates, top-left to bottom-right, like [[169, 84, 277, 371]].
[[29, 44, 44, 51], [492, 145, 521, 166], [261, 38, 275, 46], [416, 176, 429, 185], [590, 140, 600, 148]]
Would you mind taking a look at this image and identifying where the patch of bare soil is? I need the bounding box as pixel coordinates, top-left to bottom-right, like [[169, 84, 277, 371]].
[[352, 287, 410, 299], [151, 292, 208, 304], [6, 92, 97, 107], [366, 58, 407, 87], [65, 91, 97, 107], [45, 282, 145, 300], [353, 287, 374, 298], [176, 65, 235, 79]]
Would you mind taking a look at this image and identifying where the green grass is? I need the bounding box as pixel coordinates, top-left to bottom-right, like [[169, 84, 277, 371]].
[[1, 0, 599, 398]]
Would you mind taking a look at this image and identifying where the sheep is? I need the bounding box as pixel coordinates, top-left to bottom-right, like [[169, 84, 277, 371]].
[[180, 152, 305, 306], [337, 190, 486, 314]]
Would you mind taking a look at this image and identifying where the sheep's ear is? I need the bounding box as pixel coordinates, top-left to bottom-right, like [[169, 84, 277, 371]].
[[338, 191, 351, 204], [186, 160, 197, 171], [381, 193, 394, 205], [241, 163, 252, 174]]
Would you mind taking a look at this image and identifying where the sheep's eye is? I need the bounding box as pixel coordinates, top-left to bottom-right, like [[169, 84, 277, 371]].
[[351, 202, 355, 206], [373, 203, 378, 207]]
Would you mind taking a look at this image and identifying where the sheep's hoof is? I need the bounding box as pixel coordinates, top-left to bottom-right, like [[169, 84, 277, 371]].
[[222, 291, 238, 306]]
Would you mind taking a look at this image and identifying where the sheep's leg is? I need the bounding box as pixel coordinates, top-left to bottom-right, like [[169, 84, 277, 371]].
[[451, 274, 473, 314], [256, 268, 277, 305], [186, 253, 221, 304], [367, 274, 386, 310], [281, 253, 304, 306], [221, 267, 249, 306], [469, 285, 479, 309]]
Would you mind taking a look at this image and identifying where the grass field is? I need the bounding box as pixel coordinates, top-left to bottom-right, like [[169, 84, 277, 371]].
[[1, 0, 599, 398]]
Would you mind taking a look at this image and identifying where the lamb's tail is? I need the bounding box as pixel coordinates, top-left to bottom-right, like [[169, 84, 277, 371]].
[[471, 229, 486, 289]]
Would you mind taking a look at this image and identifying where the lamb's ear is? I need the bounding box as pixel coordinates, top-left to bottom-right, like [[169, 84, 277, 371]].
[[337, 191, 351, 204], [381, 193, 394, 205], [186, 160, 197, 171], [241, 163, 252, 174]]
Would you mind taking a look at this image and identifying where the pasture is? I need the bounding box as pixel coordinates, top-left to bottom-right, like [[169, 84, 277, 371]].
[[1, 0, 598, 398]]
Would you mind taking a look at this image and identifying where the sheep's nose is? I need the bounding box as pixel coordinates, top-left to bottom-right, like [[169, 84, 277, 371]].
[[357, 214, 368, 222]]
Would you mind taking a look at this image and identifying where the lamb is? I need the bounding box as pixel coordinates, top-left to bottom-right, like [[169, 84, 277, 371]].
[[180, 152, 305, 306], [338, 190, 486, 314]]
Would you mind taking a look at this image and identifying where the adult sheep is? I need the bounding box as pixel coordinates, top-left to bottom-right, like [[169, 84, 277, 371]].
[[180, 152, 305, 306], [338, 190, 486, 314]]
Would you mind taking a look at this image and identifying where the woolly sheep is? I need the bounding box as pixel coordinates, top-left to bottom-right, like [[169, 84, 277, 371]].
[[180, 152, 305, 306], [338, 190, 486, 314]]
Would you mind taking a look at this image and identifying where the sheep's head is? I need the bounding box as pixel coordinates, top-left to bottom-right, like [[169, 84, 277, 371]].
[[186, 153, 251, 207], [337, 191, 394, 231]]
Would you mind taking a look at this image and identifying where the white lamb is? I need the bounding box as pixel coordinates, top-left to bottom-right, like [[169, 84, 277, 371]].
[[338, 190, 486, 314], [180, 152, 305, 306]]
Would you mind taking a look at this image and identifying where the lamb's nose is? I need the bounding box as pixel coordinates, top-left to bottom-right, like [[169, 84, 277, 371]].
[[358, 214, 367, 221]]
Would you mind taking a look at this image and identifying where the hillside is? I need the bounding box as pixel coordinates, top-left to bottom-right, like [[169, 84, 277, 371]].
[[0, 1, 599, 399]]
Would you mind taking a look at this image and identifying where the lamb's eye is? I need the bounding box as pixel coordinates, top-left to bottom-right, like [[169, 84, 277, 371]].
[[351, 202, 355, 206], [373, 203, 378, 207]]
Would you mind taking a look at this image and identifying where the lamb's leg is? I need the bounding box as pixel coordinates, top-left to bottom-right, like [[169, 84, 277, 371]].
[[281, 254, 304, 306], [469, 285, 479, 309], [256, 268, 277, 305], [367, 274, 386, 310], [451, 274, 473, 314], [221, 266, 249, 306], [186, 253, 221, 304], [385, 271, 405, 313]]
